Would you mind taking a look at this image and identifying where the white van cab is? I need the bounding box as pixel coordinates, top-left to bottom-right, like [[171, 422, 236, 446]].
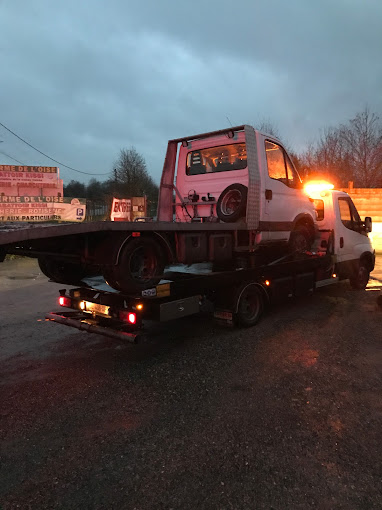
[[307, 183, 375, 289]]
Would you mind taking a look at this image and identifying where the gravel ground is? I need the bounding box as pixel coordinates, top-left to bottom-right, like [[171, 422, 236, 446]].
[[0, 257, 382, 509]]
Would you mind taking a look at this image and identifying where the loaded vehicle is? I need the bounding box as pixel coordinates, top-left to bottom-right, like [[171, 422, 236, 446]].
[[0, 125, 319, 293]]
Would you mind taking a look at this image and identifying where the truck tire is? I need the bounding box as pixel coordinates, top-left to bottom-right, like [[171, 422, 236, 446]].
[[349, 262, 370, 290], [217, 184, 247, 223], [234, 283, 264, 327], [288, 225, 313, 253], [38, 257, 87, 285], [112, 237, 165, 293]]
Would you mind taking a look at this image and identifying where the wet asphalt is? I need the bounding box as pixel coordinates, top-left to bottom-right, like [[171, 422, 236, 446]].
[[1, 257, 382, 509]]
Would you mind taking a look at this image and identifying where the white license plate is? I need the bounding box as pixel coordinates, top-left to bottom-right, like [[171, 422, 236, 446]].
[[84, 301, 110, 317]]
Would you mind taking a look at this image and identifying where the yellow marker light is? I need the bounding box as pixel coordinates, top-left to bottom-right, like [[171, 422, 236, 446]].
[[79, 301, 86, 310], [304, 181, 334, 195], [136, 304, 143, 310], [265, 280, 270, 286]]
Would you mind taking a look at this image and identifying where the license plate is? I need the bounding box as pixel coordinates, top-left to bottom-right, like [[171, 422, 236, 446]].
[[214, 310, 233, 320], [84, 301, 110, 317]]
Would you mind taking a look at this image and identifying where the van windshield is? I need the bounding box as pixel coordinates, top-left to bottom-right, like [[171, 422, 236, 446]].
[[186, 143, 247, 175]]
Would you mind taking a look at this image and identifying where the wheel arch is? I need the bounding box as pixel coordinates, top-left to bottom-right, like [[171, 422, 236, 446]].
[[292, 213, 316, 239], [233, 281, 270, 314], [115, 232, 174, 265], [359, 250, 375, 272]]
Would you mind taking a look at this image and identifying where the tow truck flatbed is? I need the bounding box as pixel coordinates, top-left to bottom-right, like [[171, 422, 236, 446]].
[[46, 251, 338, 343]]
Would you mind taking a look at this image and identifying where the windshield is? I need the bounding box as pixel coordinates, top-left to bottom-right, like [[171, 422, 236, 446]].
[[186, 143, 247, 175]]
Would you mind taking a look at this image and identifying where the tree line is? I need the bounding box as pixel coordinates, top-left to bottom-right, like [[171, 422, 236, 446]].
[[299, 108, 382, 188], [64, 147, 159, 215], [65, 107, 382, 213]]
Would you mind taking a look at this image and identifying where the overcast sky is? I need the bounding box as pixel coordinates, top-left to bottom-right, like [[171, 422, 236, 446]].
[[1, 0, 381, 184]]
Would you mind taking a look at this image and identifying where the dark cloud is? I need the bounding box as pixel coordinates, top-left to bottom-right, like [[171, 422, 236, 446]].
[[1, 0, 381, 183]]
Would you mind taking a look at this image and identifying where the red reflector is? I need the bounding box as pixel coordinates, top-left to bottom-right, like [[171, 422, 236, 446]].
[[59, 296, 71, 307], [119, 310, 137, 324], [132, 232, 141, 237]]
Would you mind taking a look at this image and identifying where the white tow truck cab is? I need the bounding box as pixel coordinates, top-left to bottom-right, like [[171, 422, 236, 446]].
[[306, 183, 375, 289]]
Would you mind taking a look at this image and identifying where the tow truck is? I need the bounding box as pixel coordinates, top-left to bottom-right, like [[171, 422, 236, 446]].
[[0, 126, 375, 341], [45, 182, 375, 342]]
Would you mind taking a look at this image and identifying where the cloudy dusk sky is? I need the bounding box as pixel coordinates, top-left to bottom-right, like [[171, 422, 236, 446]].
[[1, 0, 381, 184]]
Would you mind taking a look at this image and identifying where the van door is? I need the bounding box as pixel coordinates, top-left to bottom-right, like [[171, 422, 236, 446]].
[[263, 140, 303, 241], [335, 196, 367, 266]]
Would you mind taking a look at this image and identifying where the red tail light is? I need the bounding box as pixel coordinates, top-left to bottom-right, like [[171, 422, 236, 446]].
[[59, 296, 72, 307], [119, 310, 137, 324]]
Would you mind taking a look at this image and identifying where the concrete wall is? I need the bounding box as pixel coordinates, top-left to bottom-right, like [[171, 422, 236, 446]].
[[340, 185, 382, 252]]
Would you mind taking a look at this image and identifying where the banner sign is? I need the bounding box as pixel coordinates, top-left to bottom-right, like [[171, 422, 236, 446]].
[[111, 198, 132, 221], [0, 165, 58, 173], [0, 197, 86, 222], [0, 170, 60, 186]]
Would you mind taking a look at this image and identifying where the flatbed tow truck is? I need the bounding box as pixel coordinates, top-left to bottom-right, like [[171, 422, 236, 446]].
[[46, 241, 338, 343], [0, 125, 375, 341]]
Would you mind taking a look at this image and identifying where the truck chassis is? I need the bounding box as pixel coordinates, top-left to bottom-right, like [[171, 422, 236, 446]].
[[47, 250, 338, 343]]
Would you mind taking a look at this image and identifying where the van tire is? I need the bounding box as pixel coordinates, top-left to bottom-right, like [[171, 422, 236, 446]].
[[289, 225, 312, 253], [349, 262, 370, 290], [234, 283, 264, 327], [217, 184, 247, 223], [112, 237, 165, 293]]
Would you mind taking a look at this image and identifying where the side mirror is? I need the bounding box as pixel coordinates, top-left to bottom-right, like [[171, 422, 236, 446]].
[[364, 216, 372, 233]]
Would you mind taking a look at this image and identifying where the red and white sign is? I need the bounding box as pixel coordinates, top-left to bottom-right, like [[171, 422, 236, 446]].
[[0, 165, 63, 197], [111, 198, 132, 221]]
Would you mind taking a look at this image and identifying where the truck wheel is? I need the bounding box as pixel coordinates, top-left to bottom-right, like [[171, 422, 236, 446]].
[[349, 262, 370, 290], [113, 237, 165, 293], [289, 225, 312, 253], [38, 257, 87, 284], [234, 283, 264, 327], [217, 184, 247, 223]]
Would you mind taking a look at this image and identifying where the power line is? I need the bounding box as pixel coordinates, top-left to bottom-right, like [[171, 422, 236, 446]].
[[0, 121, 110, 176], [0, 150, 24, 165]]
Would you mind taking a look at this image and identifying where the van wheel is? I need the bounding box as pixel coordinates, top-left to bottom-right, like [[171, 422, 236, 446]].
[[38, 257, 86, 284], [217, 184, 247, 223], [234, 284, 264, 327], [112, 237, 165, 293], [289, 225, 312, 253], [350, 263, 370, 290]]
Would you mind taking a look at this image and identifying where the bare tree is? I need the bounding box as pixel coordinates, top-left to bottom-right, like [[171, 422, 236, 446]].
[[340, 108, 382, 187], [112, 147, 159, 212], [299, 108, 382, 187]]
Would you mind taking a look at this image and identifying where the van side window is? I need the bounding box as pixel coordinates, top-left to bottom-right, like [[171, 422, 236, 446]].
[[349, 198, 363, 233], [265, 141, 301, 188], [265, 141, 287, 182], [186, 143, 247, 175], [338, 198, 353, 230], [285, 156, 300, 188]]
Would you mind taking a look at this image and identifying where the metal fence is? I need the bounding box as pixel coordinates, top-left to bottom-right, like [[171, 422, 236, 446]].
[[85, 200, 109, 222]]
